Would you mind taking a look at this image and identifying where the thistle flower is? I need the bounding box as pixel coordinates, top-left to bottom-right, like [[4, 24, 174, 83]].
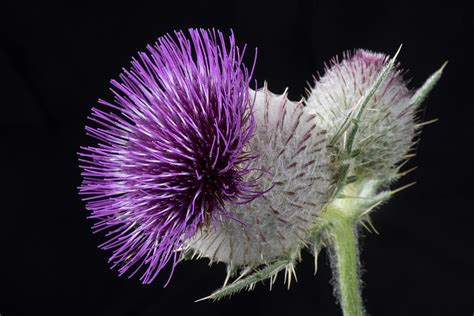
[[79, 29, 259, 284], [79, 34, 445, 315], [306, 49, 416, 180], [189, 85, 331, 269]]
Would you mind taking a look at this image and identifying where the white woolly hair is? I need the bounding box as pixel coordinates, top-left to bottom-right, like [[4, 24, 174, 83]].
[[306, 49, 416, 179], [187, 84, 331, 267]]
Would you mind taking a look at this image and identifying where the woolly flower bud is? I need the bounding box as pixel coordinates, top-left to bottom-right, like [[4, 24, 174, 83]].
[[79, 29, 259, 284], [188, 85, 331, 267], [306, 49, 415, 179]]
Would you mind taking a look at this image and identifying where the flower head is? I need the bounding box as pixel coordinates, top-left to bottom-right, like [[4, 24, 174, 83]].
[[79, 29, 258, 284], [306, 49, 415, 179], [189, 84, 331, 267]]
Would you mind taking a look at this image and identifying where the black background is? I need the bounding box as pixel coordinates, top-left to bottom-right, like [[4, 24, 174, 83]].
[[2, 0, 473, 315]]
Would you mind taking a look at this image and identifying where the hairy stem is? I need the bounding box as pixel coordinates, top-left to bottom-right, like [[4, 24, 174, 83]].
[[332, 218, 363, 316], [325, 207, 364, 316]]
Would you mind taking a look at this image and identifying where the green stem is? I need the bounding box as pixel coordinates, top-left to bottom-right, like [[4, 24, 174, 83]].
[[326, 210, 364, 316], [317, 179, 387, 315]]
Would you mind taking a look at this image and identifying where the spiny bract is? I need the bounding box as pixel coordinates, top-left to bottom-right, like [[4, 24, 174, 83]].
[[188, 84, 331, 268]]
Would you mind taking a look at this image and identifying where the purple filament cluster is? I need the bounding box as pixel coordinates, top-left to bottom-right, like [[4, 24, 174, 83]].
[[79, 29, 258, 284]]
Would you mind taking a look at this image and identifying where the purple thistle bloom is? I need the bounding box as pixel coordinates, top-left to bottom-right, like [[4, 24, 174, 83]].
[[79, 29, 258, 284]]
